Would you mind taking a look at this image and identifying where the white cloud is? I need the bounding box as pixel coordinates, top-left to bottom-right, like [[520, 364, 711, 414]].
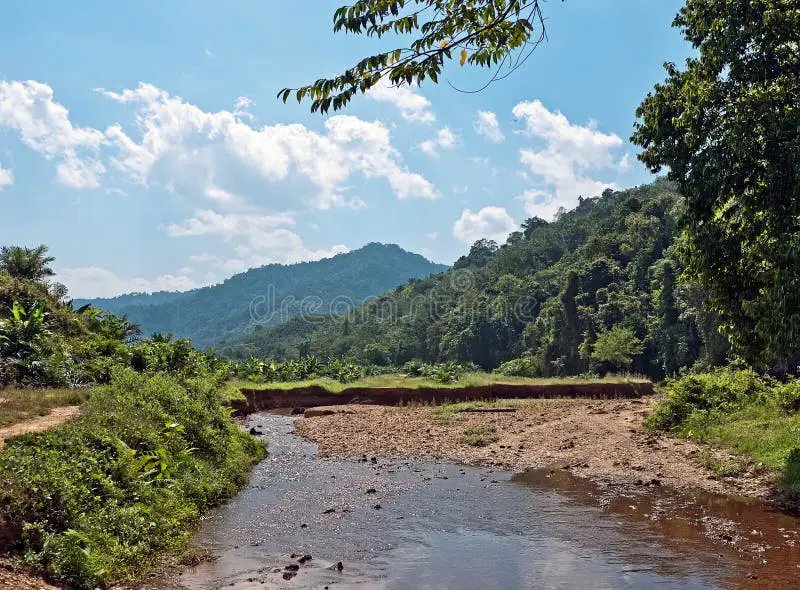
[[426, 232, 439, 240], [474, 111, 505, 143], [165, 209, 295, 240], [366, 78, 435, 124], [0, 162, 13, 190], [57, 266, 200, 299], [619, 152, 631, 170], [105, 187, 128, 196], [453, 206, 516, 244], [204, 48, 215, 58], [98, 83, 437, 206], [0, 80, 106, 188], [512, 99, 622, 219], [165, 208, 349, 267], [419, 127, 459, 158]]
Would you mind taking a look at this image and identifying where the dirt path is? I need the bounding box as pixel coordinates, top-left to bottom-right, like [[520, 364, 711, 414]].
[[295, 397, 775, 500], [0, 406, 81, 448]]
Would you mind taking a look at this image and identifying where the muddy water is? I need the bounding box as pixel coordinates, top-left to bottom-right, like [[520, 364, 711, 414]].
[[177, 414, 799, 589]]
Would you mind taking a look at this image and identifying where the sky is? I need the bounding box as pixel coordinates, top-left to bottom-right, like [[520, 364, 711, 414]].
[[0, 0, 690, 298]]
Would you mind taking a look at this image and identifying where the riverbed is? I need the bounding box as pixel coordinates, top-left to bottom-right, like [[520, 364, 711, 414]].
[[170, 413, 799, 589]]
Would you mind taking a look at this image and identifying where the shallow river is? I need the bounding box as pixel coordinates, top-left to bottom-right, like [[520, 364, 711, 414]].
[[177, 414, 799, 589]]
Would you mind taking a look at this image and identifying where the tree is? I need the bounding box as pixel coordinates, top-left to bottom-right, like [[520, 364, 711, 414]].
[[0, 245, 56, 282], [591, 325, 644, 373], [280, 0, 551, 113], [632, 0, 800, 365]]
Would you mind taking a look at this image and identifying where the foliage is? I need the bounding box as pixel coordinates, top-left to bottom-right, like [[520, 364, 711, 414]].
[[645, 368, 772, 432], [231, 181, 728, 379], [0, 245, 55, 281], [0, 370, 265, 588], [647, 368, 800, 507], [0, 300, 51, 383], [76, 243, 446, 350], [590, 325, 644, 373], [494, 357, 537, 378], [281, 0, 548, 113], [233, 355, 363, 384], [632, 0, 800, 366]]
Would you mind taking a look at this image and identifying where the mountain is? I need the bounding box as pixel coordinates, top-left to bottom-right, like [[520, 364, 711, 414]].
[[75, 243, 448, 349], [223, 179, 729, 379]]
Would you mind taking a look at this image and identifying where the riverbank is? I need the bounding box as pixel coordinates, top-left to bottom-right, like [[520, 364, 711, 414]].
[[295, 396, 776, 500], [153, 412, 799, 589]]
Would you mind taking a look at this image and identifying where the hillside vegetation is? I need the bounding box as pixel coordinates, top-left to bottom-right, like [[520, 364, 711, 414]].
[[75, 243, 447, 349], [224, 180, 728, 381]]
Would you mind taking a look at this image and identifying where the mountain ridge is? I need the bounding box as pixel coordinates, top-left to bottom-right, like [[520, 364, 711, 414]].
[[74, 243, 448, 349]]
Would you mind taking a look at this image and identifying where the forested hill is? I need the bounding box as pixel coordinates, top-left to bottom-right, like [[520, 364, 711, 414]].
[[75, 243, 448, 349], [221, 179, 729, 380]]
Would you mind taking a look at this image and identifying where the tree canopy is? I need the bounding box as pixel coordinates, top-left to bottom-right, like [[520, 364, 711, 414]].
[[280, 0, 553, 113], [0, 245, 55, 281], [632, 0, 800, 366]]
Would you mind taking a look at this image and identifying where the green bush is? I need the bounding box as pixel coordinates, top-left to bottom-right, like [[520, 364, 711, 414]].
[[0, 369, 264, 588], [776, 380, 800, 413], [494, 357, 537, 377], [780, 449, 800, 507], [645, 368, 772, 432]]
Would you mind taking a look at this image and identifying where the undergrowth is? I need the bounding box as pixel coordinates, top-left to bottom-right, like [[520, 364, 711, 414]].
[[0, 369, 265, 588], [646, 368, 800, 509]]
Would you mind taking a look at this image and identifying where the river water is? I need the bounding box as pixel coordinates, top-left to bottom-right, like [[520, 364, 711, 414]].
[[176, 414, 799, 589]]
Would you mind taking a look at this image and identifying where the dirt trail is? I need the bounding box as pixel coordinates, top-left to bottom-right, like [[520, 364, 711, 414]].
[[0, 406, 81, 448], [296, 397, 775, 500]]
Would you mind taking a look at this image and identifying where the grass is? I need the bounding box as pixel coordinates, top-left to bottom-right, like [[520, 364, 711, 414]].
[[688, 405, 800, 471], [459, 424, 500, 447], [646, 368, 800, 508], [235, 372, 650, 394], [0, 388, 90, 428], [0, 370, 265, 589], [429, 398, 550, 423]]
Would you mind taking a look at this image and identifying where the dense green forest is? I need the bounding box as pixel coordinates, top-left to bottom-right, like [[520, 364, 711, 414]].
[[75, 243, 447, 350], [222, 179, 729, 380]]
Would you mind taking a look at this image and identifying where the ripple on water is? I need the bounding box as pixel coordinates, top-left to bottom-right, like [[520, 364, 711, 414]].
[[176, 413, 800, 589]]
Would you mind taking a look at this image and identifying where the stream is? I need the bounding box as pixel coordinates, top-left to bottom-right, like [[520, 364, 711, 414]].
[[175, 413, 799, 589]]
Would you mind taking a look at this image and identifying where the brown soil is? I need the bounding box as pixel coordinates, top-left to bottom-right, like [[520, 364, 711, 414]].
[[240, 381, 653, 414], [295, 397, 775, 500], [0, 406, 81, 448], [0, 560, 59, 590]]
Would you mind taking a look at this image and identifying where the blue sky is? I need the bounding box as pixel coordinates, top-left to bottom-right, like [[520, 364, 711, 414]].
[[0, 0, 689, 298]]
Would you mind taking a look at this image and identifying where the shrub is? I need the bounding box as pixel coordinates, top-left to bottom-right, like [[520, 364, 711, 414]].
[[780, 449, 800, 508], [494, 357, 537, 377], [646, 368, 772, 432], [776, 379, 800, 413], [0, 369, 264, 589]]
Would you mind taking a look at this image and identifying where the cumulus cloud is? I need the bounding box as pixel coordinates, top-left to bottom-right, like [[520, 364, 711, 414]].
[[0, 80, 107, 188], [165, 208, 349, 268], [365, 78, 435, 124], [512, 100, 622, 219], [0, 162, 13, 190], [97, 83, 438, 206], [57, 266, 201, 299], [419, 127, 458, 158], [474, 111, 505, 143], [453, 206, 516, 244]]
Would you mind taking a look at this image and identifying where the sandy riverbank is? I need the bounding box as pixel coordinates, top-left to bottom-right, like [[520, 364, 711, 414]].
[[295, 396, 775, 500]]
